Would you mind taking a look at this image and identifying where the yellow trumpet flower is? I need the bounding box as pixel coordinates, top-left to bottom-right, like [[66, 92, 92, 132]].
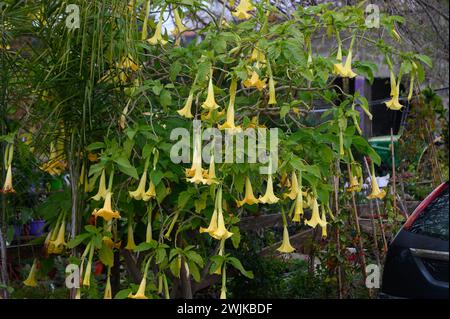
[[92, 169, 107, 201], [243, 70, 266, 91], [232, 0, 255, 20], [236, 177, 259, 207], [385, 71, 403, 110], [125, 220, 137, 251], [258, 160, 279, 204], [220, 264, 227, 299], [199, 208, 218, 235], [250, 47, 266, 64], [333, 41, 346, 75], [367, 169, 386, 200], [205, 154, 219, 185], [129, 258, 151, 299], [51, 218, 67, 254], [144, 179, 157, 199], [23, 259, 38, 287], [92, 191, 121, 221], [341, 49, 357, 78], [201, 72, 220, 111], [188, 133, 208, 184], [172, 8, 187, 36], [104, 268, 112, 299], [347, 175, 361, 193], [83, 244, 95, 287], [129, 170, 150, 201], [102, 236, 121, 250], [218, 78, 242, 133], [214, 239, 226, 275], [1, 165, 15, 193], [284, 172, 299, 200], [211, 188, 233, 240], [147, 19, 167, 45], [117, 55, 139, 72], [305, 196, 326, 228], [177, 91, 194, 119], [277, 226, 295, 253], [268, 75, 277, 105], [333, 36, 357, 78], [320, 205, 328, 238], [292, 172, 304, 222]]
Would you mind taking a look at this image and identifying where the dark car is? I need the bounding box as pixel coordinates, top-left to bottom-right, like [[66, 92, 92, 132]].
[[381, 181, 449, 299]]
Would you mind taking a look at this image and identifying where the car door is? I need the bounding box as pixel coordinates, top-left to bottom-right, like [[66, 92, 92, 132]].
[[381, 182, 449, 299]]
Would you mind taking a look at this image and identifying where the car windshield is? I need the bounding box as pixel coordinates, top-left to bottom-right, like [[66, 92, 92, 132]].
[[409, 186, 449, 241]]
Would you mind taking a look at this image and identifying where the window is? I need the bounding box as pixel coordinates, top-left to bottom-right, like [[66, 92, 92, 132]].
[[409, 186, 449, 241]]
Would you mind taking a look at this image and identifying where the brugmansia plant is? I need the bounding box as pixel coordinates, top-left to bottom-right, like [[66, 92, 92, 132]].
[[0, 0, 431, 299]]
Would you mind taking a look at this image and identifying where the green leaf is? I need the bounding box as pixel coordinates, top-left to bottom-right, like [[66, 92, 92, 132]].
[[84, 225, 99, 234], [178, 190, 191, 209], [230, 226, 241, 249], [160, 89, 172, 109], [280, 103, 290, 119], [415, 54, 432, 68], [134, 240, 157, 252], [227, 257, 254, 279], [155, 247, 167, 264], [86, 142, 105, 151], [114, 157, 138, 179], [188, 261, 201, 282], [170, 257, 181, 278], [67, 233, 91, 249], [114, 289, 132, 299], [184, 250, 204, 268], [99, 242, 114, 267]]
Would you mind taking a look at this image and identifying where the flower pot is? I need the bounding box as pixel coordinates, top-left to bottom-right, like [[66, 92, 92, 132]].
[[30, 220, 45, 237]]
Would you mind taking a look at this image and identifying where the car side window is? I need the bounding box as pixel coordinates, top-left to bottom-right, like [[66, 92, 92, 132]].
[[409, 186, 449, 241]]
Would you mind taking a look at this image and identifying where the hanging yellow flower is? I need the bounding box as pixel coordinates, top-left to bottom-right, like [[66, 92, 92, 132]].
[[258, 159, 279, 204], [205, 154, 219, 185], [23, 259, 38, 287], [172, 8, 187, 36], [129, 258, 152, 299], [250, 47, 266, 64], [333, 34, 357, 78], [292, 172, 304, 223], [232, 0, 255, 20], [305, 196, 326, 228], [243, 70, 266, 91], [283, 172, 299, 200], [1, 165, 15, 193], [201, 71, 220, 111], [320, 205, 328, 238], [83, 243, 95, 287], [177, 91, 194, 119], [367, 165, 386, 200], [51, 217, 67, 254], [204, 188, 233, 240], [92, 191, 121, 221], [347, 175, 361, 193], [385, 70, 403, 110], [144, 179, 157, 199], [147, 19, 167, 45], [236, 177, 259, 207], [277, 226, 295, 253], [218, 78, 242, 133], [92, 169, 108, 201], [188, 132, 207, 184], [125, 219, 137, 251], [129, 163, 151, 201], [104, 268, 112, 299], [268, 75, 277, 105]]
